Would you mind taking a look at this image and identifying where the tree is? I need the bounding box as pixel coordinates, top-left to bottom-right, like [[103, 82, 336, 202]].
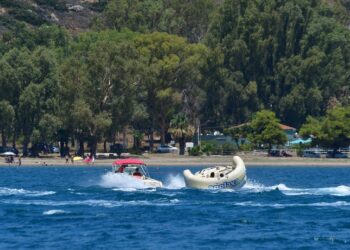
[[135, 32, 208, 146], [59, 31, 137, 156], [206, 0, 350, 127], [300, 106, 350, 156], [19, 83, 42, 156], [224, 123, 251, 149], [248, 110, 287, 153], [100, 0, 217, 42], [169, 113, 195, 155], [0, 101, 15, 147], [37, 114, 62, 144], [0, 48, 40, 147], [70, 99, 93, 156]]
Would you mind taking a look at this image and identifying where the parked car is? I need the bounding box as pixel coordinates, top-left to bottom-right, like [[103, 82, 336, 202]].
[[326, 151, 348, 158], [269, 149, 281, 157], [303, 150, 321, 158], [156, 144, 178, 153], [51, 146, 59, 153]]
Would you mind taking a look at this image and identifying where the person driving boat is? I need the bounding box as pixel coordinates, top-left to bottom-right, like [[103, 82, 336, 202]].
[[133, 168, 142, 177]]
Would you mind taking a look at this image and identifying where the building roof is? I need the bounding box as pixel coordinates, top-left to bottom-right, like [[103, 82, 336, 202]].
[[279, 124, 296, 131], [231, 122, 296, 131]]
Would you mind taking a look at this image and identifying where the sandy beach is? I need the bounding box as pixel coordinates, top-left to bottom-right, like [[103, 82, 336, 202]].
[[1, 153, 350, 167]]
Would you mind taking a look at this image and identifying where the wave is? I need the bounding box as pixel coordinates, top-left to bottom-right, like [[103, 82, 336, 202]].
[[0, 187, 55, 197], [235, 201, 350, 208], [2, 198, 180, 208], [43, 209, 67, 215], [240, 180, 350, 196]]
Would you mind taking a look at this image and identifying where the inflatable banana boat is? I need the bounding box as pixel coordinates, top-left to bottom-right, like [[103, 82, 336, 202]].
[[183, 156, 246, 189]]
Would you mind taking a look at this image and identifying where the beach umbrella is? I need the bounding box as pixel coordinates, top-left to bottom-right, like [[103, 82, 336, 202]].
[[1, 152, 15, 156]]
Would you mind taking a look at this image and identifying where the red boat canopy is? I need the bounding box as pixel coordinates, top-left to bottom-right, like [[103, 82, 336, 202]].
[[112, 158, 145, 166]]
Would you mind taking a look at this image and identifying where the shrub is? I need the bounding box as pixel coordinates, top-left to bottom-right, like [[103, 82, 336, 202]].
[[239, 143, 254, 151], [188, 146, 202, 156], [201, 142, 216, 156], [221, 143, 237, 155], [127, 148, 143, 155]]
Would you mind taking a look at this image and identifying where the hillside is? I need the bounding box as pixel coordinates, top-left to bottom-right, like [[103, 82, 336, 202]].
[[1, 0, 348, 35], [0, 0, 350, 156], [0, 0, 105, 34]]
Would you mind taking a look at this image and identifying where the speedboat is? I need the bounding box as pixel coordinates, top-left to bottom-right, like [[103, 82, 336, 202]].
[[183, 156, 246, 189], [112, 158, 163, 188]]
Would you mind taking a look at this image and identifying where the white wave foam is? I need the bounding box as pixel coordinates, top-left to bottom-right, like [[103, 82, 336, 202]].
[[112, 188, 138, 192], [2, 198, 179, 208], [235, 201, 350, 208], [112, 188, 156, 192], [99, 172, 148, 189], [0, 187, 55, 197], [313, 185, 350, 196], [43, 209, 67, 215], [240, 180, 350, 196], [164, 174, 185, 189]]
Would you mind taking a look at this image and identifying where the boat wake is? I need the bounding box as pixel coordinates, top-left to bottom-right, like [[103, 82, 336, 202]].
[[0, 187, 55, 197], [99, 172, 186, 191], [234, 201, 350, 208], [2, 198, 180, 208], [241, 179, 350, 196], [163, 174, 185, 189], [99, 172, 148, 189], [98, 173, 350, 197]]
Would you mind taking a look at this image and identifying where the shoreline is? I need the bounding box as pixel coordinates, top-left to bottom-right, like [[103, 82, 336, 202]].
[[1, 154, 350, 167]]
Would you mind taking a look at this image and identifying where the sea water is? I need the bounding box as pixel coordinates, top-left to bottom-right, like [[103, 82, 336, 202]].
[[0, 166, 350, 249]]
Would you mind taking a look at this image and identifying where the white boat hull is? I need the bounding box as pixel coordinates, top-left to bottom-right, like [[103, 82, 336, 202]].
[[183, 156, 246, 189]]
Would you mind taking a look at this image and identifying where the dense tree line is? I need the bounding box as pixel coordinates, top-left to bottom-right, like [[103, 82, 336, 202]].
[[0, 0, 349, 156]]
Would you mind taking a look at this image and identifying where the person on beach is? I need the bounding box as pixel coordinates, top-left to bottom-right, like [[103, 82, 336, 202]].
[[84, 154, 94, 164], [65, 154, 69, 164], [71, 155, 74, 164], [18, 156, 22, 166]]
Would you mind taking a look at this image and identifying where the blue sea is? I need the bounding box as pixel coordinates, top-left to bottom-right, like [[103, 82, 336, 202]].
[[1, 165, 350, 249]]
